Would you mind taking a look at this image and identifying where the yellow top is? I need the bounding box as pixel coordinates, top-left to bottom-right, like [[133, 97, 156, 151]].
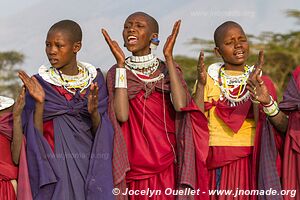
[[193, 67, 256, 146]]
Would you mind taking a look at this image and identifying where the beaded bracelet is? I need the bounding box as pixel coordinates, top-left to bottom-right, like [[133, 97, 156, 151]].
[[115, 68, 127, 88], [263, 96, 280, 117]]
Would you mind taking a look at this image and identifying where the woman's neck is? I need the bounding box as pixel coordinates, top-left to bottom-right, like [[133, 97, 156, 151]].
[[224, 63, 245, 71], [59, 63, 79, 76], [132, 49, 151, 56]]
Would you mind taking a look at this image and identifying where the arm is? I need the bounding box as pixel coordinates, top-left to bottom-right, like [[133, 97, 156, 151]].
[[113, 88, 129, 122], [163, 20, 187, 111], [88, 82, 102, 134], [11, 87, 25, 165], [102, 29, 129, 122], [34, 102, 44, 134], [268, 111, 289, 133], [193, 51, 206, 113]]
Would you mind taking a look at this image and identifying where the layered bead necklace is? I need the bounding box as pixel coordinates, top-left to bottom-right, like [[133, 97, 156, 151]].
[[218, 65, 252, 107], [48, 63, 93, 94], [125, 53, 160, 76]]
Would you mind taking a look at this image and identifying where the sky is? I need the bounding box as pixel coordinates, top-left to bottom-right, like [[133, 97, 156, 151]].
[[1, 0, 300, 74]]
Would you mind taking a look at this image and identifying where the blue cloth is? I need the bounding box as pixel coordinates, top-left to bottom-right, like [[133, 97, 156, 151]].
[[22, 69, 114, 200]]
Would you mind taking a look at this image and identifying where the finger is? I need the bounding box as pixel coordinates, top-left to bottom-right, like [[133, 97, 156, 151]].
[[88, 93, 92, 108], [93, 83, 97, 97], [249, 66, 262, 81], [17, 86, 26, 100], [246, 79, 257, 89], [249, 92, 258, 100], [246, 85, 255, 95], [256, 75, 265, 86], [255, 50, 264, 70], [20, 86, 26, 96], [94, 83, 99, 100], [166, 36, 171, 44], [19, 71, 31, 79], [168, 20, 181, 45], [20, 72, 33, 87], [31, 76, 40, 85], [172, 20, 181, 39], [101, 29, 114, 47], [88, 84, 93, 103], [94, 82, 98, 91], [164, 36, 171, 50], [197, 50, 205, 72], [112, 41, 122, 50], [19, 87, 26, 104], [90, 82, 95, 94], [18, 72, 31, 86]]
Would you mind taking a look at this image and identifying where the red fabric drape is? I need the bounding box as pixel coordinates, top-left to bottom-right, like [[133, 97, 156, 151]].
[[281, 67, 300, 200], [282, 111, 300, 200], [123, 90, 176, 182], [0, 113, 17, 200]]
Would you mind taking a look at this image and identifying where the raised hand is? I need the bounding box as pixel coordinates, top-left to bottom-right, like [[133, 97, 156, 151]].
[[88, 82, 101, 134], [163, 20, 181, 60], [197, 50, 207, 86], [18, 71, 45, 103], [249, 50, 264, 79], [101, 29, 125, 67], [246, 50, 271, 105], [13, 86, 26, 118], [88, 82, 99, 116]]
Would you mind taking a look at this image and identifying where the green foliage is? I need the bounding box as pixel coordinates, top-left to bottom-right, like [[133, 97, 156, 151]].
[[0, 51, 24, 98], [286, 9, 300, 25], [175, 10, 300, 99]]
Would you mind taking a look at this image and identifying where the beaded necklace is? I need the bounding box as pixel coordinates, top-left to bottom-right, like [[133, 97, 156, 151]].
[[125, 53, 159, 76], [39, 62, 96, 95], [126, 65, 165, 83], [217, 65, 252, 106]]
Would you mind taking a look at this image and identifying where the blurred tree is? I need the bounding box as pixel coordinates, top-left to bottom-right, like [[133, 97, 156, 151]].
[[175, 9, 300, 99], [0, 51, 24, 98]]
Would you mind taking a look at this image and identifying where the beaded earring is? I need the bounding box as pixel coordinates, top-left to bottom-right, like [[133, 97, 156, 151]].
[[150, 38, 160, 50]]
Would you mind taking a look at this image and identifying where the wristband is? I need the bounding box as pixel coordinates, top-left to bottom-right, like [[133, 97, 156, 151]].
[[115, 68, 127, 88]]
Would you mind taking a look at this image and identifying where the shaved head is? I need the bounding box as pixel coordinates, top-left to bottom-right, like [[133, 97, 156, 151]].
[[48, 20, 82, 42], [214, 21, 244, 47], [127, 12, 159, 34]]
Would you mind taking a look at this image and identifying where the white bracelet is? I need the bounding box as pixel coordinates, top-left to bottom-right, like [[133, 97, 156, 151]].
[[115, 68, 127, 88], [263, 99, 279, 117], [262, 95, 274, 107]]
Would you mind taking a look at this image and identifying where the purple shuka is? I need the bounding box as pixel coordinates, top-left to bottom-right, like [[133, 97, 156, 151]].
[[22, 69, 114, 200]]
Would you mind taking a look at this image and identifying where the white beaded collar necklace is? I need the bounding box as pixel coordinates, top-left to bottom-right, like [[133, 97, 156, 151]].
[[125, 53, 159, 76], [130, 53, 155, 63], [208, 62, 255, 107], [38, 61, 97, 94]]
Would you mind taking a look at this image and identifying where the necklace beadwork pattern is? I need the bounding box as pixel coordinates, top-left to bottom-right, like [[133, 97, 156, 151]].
[[218, 65, 252, 107], [48, 63, 93, 94], [125, 53, 159, 76]]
